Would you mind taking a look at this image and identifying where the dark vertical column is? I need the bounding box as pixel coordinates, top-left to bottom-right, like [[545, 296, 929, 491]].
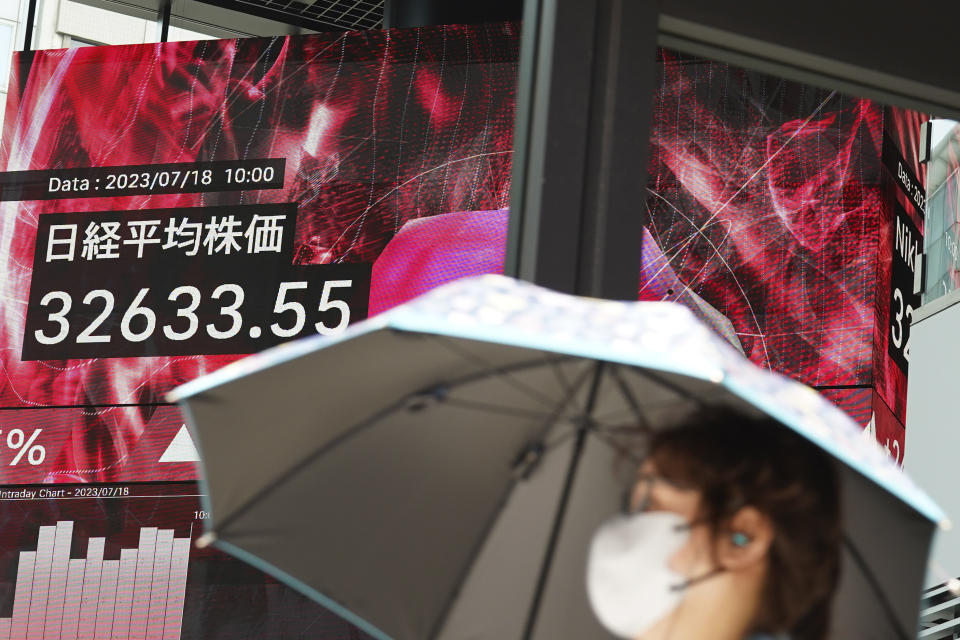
[[22, 0, 38, 52], [383, 0, 523, 28], [505, 0, 657, 299], [160, 0, 172, 42]]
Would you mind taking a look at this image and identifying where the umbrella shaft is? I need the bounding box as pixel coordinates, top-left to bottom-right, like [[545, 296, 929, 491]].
[[522, 362, 604, 640], [521, 426, 588, 640]]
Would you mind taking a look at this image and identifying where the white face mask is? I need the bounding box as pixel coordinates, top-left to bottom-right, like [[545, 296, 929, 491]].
[[586, 511, 691, 639]]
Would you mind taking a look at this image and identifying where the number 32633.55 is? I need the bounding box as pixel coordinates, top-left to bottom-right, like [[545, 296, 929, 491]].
[[32, 281, 353, 347]]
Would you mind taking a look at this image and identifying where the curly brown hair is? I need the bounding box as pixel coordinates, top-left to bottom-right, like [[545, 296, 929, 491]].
[[646, 405, 842, 640]]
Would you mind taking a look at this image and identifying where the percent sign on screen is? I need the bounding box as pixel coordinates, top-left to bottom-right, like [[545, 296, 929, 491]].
[[0, 428, 45, 465]]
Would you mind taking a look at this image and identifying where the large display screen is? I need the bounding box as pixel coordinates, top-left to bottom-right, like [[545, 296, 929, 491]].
[[1, 24, 519, 483], [0, 20, 923, 638], [1, 25, 520, 637]]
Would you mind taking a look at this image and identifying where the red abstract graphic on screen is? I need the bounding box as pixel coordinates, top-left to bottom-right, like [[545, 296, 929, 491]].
[[0, 25, 518, 482], [0, 34, 919, 484]]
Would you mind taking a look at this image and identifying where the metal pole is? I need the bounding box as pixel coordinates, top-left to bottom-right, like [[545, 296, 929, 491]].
[[506, 0, 657, 299], [521, 362, 604, 639], [22, 0, 38, 52], [160, 0, 172, 42]]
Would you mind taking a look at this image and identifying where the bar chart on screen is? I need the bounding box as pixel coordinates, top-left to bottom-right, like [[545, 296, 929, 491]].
[[0, 482, 371, 639], [0, 521, 189, 640]]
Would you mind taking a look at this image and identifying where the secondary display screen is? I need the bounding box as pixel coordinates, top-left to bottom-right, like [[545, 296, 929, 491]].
[[646, 50, 885, 389], [0, 482, 368, 639]]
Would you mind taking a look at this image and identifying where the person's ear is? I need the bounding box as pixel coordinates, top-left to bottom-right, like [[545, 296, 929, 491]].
[[716, 506, 773, 572]]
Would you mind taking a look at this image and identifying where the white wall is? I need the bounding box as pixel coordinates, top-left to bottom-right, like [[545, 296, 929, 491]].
[[905, 288, 960, 586], [0, 0, 29, 132], [58, 0, 154, 45], [0, 0, 221, 132]]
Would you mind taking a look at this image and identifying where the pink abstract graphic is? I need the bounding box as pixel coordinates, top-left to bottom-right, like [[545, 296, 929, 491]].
[[0, 25, 518, 482], [0, 33, 921, 482]]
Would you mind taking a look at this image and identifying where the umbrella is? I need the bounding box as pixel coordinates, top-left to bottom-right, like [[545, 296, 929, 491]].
[[169, 275, 945, 640]]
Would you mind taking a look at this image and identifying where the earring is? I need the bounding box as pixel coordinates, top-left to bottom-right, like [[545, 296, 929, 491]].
[[732, 532, 750, 548]]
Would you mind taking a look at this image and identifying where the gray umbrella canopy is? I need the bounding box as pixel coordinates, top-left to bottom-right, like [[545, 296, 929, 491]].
[[170, 275, 945, 640]]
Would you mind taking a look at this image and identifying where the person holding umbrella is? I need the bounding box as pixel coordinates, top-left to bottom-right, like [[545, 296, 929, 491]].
[[588, 406, 841, 640], [172, 275, 942, 640]]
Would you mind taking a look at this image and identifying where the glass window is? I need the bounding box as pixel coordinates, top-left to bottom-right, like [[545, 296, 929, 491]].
[[63, 35, 99, 47], [0, 20, 14, 91], [932, 119, 959, 150], [0, 1, 19, 23], [58, 0, 155, 47], [166, 25, 219, 42]]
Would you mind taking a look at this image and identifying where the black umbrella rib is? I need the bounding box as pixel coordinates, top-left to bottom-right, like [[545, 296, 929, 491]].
[[609, 365, 653, 433], [842, 534, 911, 640], [547, 358, 578, 401], [439, 397, 563, 422], [588, 426, 646, 466], [585, 365, 707, 435], [430, 353, 577, 405], [425, 363, 598, 640], [631, 366, 707, 404], [211, 392, 418, 536], [212, 354, 576, 537], [429, 335, 563, 409], [521, 361, 606, 640]]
